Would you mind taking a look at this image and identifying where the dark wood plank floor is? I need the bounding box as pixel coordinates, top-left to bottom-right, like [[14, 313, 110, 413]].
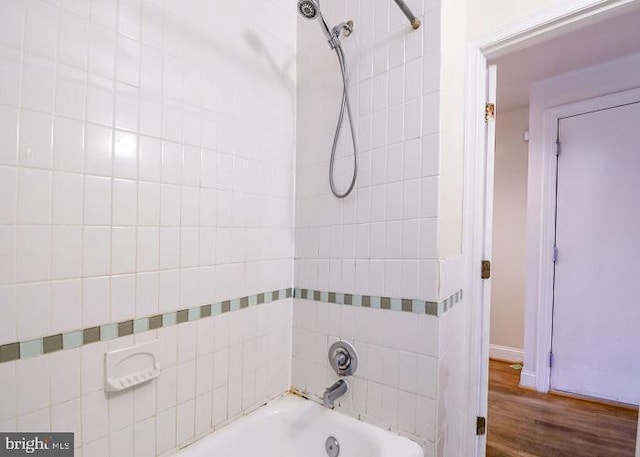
[[487, 360, 638, 457]]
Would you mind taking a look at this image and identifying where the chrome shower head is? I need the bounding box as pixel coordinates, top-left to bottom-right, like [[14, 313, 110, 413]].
[[298, 0, 320, 20]]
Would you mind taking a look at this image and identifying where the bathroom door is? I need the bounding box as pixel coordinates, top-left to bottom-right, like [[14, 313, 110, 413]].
[[550, 100, 640, 405]]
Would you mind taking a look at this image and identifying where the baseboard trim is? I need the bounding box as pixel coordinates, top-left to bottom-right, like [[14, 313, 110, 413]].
[[489, 344, 524, 363], [519, 370, 537, 390]]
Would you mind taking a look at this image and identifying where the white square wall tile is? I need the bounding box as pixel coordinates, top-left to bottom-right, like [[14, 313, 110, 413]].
[[157, 366, 177, 411], [161, 142, 182, 185], [156, 407, 176, 455], [91, 0, 117, 30], [25, 0, 58, 59], [134, 380, 156, 423], [87, 74, 114, 127], [84, 437, 109, 457], [140, 46, 162, 94], [0, 287, 17, 345], [60, 0, 89, 18], [109, 389, 133, 432], [116, 34, 140, 86], [58, 10, 89, 69], [82, 391, 109, 444], [114, 131, 138, 179], [113, 179, 138, 226], [195, 392, 212, 436], [404, 97, 422, 140], [0, 166, 17, 225], [0, 105, 19, 165], [158, 270, 179, 313], [16, 282, 48, 341], [19, 110, 53, 169], [0, 1, 25, 50], [51, 226, 83, 280], [53, 172, 84, 225], [0, 363, 18, 421], [89, 23, 116, 77], [178, 358, 196, 404], [16, 356, 49, 415], [82, 276, 110, 327], [136, 227, 159, 272], [16, 226, 50, 283], [110, 274, 136, 321], [397, 391, 416, 434], [140, 92, 162, 137], [19, 45, 54, 111], [415, 396, 437, 442], [115, 83, 140, 132], [176, 400, 195, 445], [81, 341, 106, 394], [109, 426, 134, 457], [51, 349, 81, 405], [420, 218, 438, 259], [139, 136, 162, 182], [135, 272, 158, 317], [134, 416, 155, 457], [17, 408, 50, 432], [118, 0, 141, 40], [17, 168, 51, 225], [50, 279, 82, 333], [0, 47, 21, 109], [51, 398, 82, 443], [53, 116, 85, 173], [85, 123, 113, 176], [84, 176, 112, 226], [56, 64, 87, 122]]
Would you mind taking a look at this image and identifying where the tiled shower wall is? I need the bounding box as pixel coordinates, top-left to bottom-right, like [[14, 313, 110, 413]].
[[0, 0, 296, 455], [294, 0, 446, 454]]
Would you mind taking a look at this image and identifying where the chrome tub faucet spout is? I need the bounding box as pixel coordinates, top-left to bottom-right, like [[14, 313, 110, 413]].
[[323, 379, 348, 408]]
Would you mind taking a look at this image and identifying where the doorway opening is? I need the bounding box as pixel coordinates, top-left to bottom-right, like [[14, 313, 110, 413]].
[[464, 3, 640, 456]]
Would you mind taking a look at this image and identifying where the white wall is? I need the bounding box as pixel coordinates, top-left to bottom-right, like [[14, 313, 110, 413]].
[[489, 107, 528, 359], [0, 0, 296, 455], [523, 52, 640, 386]]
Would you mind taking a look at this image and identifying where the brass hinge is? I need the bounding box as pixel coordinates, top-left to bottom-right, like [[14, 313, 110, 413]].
[[485, 103, 495, 122], [481, 260, 491, 279], [477, 416, 487, 435]]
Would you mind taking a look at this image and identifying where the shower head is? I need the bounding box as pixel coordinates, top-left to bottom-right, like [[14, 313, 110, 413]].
[[297, 0, 343, 48], [298, 0, 320, 19]]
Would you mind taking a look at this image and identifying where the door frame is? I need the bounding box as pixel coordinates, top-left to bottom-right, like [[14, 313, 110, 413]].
[[462, 1, 639, 455]]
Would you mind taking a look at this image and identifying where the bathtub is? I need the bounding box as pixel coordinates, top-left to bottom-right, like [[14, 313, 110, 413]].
[[176, 394, 423, 457]]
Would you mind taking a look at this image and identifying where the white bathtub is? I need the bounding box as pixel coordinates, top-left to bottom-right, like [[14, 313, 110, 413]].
[[176, 394, 423, 457]]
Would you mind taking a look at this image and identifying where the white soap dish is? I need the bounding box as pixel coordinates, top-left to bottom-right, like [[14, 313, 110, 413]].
[[104, 340, 160, 392]]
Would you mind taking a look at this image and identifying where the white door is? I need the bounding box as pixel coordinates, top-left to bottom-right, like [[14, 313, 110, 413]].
[[550, 101, 640, 405], [476, 64, 497, 457]]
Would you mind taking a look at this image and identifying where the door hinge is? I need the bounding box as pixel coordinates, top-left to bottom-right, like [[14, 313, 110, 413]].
[[552, 246, 559, 263], [556, 139, 562, 157], [481, 260, 491, 279], [476, 416, 487, 435], [549, 352, 554, 368], [485, 103, 495, 122]]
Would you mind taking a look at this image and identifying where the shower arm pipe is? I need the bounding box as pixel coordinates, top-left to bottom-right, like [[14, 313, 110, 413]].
[[392, 0, 421, 30]]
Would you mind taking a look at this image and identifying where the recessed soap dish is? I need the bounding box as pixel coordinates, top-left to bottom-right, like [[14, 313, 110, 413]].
[[104, 340, 160, 393]]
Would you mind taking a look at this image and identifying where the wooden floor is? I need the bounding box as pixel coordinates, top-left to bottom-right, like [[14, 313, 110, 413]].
[[487, 360, 638, 457]]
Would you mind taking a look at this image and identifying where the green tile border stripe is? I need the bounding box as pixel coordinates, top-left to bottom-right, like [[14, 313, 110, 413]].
[[293, 288, 464, 317], [0, 286, 462, 365], [0, 287, 294, 365]]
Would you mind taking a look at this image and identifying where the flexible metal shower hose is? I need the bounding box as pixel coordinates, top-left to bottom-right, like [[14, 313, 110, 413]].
[[329, 44, 358, 199]]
